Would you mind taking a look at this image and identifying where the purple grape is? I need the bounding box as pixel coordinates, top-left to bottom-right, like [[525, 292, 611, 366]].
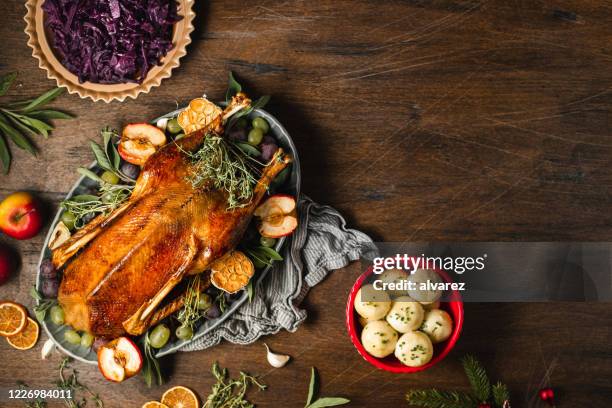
[[205, 304, 221, 319], [41, 278, 59, 298], [259, 142, 278, 162], [228, 128, 247, 142], [40, 259, 57, 279], [120, 162, 140, 180], [82, 212, 96, 224], [92, 337, 108, 351], [262, 135, 275, 144]]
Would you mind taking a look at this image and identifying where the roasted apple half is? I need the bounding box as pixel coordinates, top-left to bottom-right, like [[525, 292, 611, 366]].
[[118, 123, 167, 166], [97, 337, 143, 382], [254, 195, 298, 238]]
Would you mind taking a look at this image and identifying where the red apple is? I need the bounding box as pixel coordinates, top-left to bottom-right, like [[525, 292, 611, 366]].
[[97, 337, 143, 382], [0, 192, 44, 240], [0, 245, 16, 285], [118, 123, 167, 166], [254, 194, 298, 238]]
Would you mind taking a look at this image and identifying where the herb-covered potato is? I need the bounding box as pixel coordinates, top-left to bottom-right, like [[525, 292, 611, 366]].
[[407, 269, 443, 303], [420, 309, 453, 344], [361, 320, 398, 358], [395, 331, 433, 367], [385, 296, 424, 333], [358, 315, 378, 327], [377, 268, 409, 298], [354, 284, 391, 320]]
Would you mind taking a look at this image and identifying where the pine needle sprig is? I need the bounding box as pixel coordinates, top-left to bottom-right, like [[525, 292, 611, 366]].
[[462, 355, 491, 402], [406, 390, 477, 408], [492, 382, 510, 406], [405, 355, 510, 408]]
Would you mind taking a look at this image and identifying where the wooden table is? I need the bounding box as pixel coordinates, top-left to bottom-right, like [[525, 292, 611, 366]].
[[1, 0, 612, 406]]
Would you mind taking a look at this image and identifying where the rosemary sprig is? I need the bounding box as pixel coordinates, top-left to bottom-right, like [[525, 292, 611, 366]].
[[176, 275, 204, 330], [203, 362, 266, 408], [56, 357, 104, 408], [0, 72, 73, 174]]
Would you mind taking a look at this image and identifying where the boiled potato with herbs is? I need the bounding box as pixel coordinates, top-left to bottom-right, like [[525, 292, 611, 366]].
[[420, 309, 453, 343], [361, 320, 398, 358], [377, 268, 410, 298], [407, 269, 443, 303], [358, 315, 379, 327], [354, 284, 391, 321], [385, 296, 424, 333], [395, 331, 434, 367]]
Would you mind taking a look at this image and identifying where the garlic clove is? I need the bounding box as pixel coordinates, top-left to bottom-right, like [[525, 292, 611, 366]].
[[49, 222, 71, 250], [156, 117, 169, 131], [41, 338, 56, 359], [264, 343, 290, 368]]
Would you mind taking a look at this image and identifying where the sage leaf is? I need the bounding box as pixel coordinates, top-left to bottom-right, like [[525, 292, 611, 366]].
[[28, 109, 73, 120], [30, 287, 43, 301], [306, 367, 317, 407], [0, 133, 10, 174], [77, 167, 104, 183], [307, 398, 351, 408], [235, 142, 260, 157], [256, 246, 283, 261], [21, 87, 64, 112], [0, 115, 36, 155], [247, 280, 254, 302], [251, 95, 270, 110], [225, 71, 242, 102], [90, 141, 113, 171], [0, 73, 17, 96]]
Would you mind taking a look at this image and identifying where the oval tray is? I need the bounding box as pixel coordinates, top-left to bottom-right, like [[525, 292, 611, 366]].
[[36, 108, 301, 364]]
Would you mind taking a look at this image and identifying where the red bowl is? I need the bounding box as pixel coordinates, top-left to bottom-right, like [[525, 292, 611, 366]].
[[346, 267, 464, 373]]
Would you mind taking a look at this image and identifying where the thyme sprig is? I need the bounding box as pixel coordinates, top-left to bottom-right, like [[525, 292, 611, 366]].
[[61, 183, 132, 229], [203, 362, 266, 408], [176, 275, 205, 330], [57, 357, 104, 408], [0, 72, 73, 174], [187, 136, 261, 210]]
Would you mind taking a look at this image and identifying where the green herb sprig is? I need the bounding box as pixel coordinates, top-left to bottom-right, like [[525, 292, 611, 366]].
[[203, 362, 266, 408], [406, 355, 511, 408], [30, 287, 57, 323], [244, 246, 283, 269], [141, 333, 164, 388], [187, 135, 261, 210], [0, 72, 73, 174], [176, 275, 205, 330], [57, 357, 104, 408], [304, 367, 350, 408]]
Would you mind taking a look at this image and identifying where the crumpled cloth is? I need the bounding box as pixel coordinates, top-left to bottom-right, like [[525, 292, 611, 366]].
[[180, 195, 377, 351]]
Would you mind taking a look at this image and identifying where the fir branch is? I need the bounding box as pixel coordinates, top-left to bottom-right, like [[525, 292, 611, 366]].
[[492, 382, 510, 407], [406, 390, 477, 408], [462, 355, 491, 402]]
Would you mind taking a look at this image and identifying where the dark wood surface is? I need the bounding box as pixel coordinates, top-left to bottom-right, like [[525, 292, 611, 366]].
[[1, 0, 612, 406]]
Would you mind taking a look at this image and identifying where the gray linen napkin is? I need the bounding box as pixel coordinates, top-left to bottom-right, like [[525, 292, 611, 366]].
[[180, 195, 377, 351]]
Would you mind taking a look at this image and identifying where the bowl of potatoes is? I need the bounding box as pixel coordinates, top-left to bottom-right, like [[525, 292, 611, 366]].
[[346, 267, 463, 373]]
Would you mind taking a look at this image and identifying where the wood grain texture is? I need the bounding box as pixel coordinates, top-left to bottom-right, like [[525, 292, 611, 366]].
[[0, 0, 611, 406]]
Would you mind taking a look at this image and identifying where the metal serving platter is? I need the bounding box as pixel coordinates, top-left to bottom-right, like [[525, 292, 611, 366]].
[[36, 107, 301, 364]]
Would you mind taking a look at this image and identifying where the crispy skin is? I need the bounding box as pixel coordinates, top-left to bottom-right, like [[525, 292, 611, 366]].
[[56, 106, 290, 338]]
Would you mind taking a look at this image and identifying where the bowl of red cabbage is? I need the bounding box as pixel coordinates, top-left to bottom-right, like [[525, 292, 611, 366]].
[[25, 0, 195, 102]]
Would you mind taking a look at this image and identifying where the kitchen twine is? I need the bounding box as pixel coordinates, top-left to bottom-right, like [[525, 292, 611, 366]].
[[180, 194, 378, 351]]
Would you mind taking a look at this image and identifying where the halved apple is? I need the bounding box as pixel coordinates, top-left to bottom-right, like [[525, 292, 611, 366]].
[[254, 195, 298, 238], [118, 123, 167, 166], [97, 337, 143, 382]]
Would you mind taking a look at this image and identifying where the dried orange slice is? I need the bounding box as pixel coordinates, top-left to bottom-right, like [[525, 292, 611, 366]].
[[6, 317, 39, 350], [210, 250, 255, 294], [0, 301, 28, 337], [142, 402, 169, 408], [161, 386, 199, 408]]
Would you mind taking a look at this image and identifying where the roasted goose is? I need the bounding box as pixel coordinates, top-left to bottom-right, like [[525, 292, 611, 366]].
[[53, 95, 291, 338]]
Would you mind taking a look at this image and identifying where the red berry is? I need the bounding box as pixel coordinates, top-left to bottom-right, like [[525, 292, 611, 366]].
[[539, 387, 555, 402]]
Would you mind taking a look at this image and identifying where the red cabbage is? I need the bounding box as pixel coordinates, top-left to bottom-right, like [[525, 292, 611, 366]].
[[42, 0, 182, 84]]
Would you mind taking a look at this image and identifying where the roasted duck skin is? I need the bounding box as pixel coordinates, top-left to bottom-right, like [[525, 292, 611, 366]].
[[54, 96, 291, 338]]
